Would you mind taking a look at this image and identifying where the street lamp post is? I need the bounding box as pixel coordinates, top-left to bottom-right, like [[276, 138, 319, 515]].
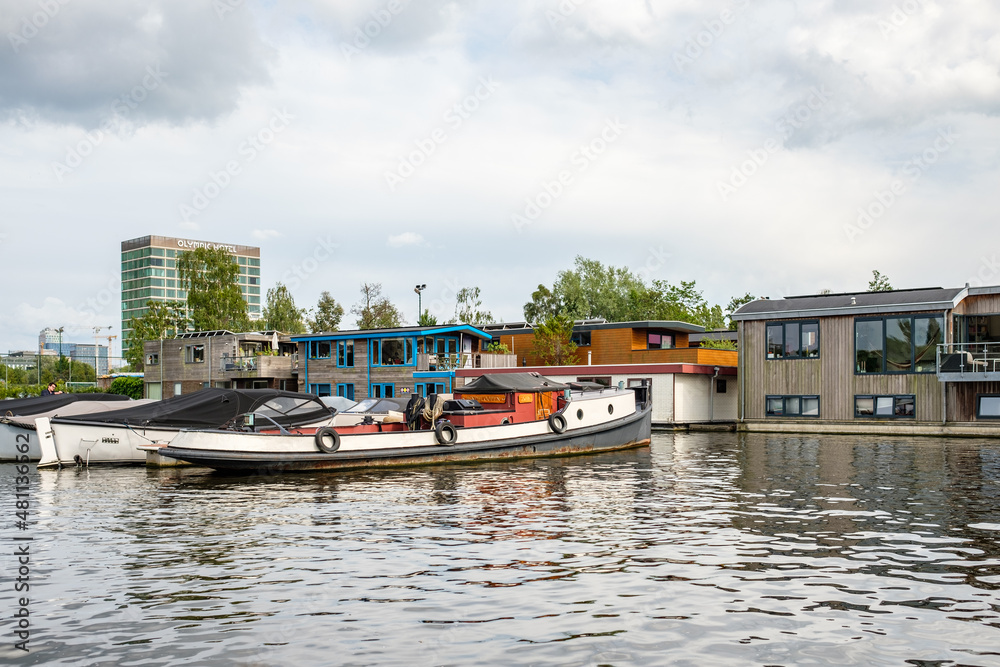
[[414, 284, 427, 323]]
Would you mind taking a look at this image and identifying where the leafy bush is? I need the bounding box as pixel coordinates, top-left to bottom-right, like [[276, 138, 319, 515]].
[[108, 376, 144, 400], [699, 338, 737, 351]]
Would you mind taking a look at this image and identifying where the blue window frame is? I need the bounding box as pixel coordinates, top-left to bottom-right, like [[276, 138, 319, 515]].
[[309, 383, 332, 397], [415, 382, 446, 397], [308, 341, 332, 359], [370, 383, 394, 399], [337, 383, 355, 401], [337, 340, 354, 367], [371, 338, 414, 366]]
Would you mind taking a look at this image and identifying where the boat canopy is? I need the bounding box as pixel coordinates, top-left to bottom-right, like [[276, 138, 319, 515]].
[[458, 373, 569, 394], [0, 392, 131, 417], [51, 388, 334, 429]]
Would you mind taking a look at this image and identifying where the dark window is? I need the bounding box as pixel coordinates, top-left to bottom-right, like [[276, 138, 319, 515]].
[[856, 316, 942, 374], [185, 344, 205, 363], [855, 395, 915, 418], [309, 341, 332, 359], [338, 340, 354, 367], [337, 383, 355, 401], [716, 379, 727, 393], [577, 376, 612, 386], [765, 395, 819, 417], [571, 331, 592, 346], [146, 353, 159, 366], [766, 321, 819, 360], [308, 383, 332, 397], [376, 338, 412, 366]]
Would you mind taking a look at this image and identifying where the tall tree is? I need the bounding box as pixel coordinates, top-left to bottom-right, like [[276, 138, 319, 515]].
[[417, 309, 438, 326], [124, 300, 190, 370], [176, 247, 250, 331], [350, 283, 403, 330], [308, 291, 345, 332], [263, 283, 306, 333], [868, 270, 893, 292], [453, 287, 493, 326], [531, 314, 578, 366], [523, 284, 561, 323]]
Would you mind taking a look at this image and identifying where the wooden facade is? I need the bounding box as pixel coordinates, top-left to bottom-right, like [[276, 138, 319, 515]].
[[736, 285, 1000, 432], [142, 332, 298, 399]]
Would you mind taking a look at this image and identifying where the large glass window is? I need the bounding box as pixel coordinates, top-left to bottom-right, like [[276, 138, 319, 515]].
[[766, 321, 819, 359], [184, 344, 205, 363], [856, 316, 943, 374], [309, 341, 332, 359], [765, 395, 820, 417], [647, 332, 673, 349], [855, 395, 915, 418]]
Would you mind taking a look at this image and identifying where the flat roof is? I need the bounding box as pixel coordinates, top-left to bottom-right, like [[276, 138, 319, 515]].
[[122, 235, 260, 257], [487, 320, 705, 335]]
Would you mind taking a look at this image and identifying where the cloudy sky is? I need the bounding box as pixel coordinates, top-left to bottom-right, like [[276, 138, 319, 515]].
[[2, 0, 998, 356]]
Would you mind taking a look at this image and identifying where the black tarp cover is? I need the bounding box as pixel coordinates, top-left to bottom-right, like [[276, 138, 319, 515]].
[[51, 388, 333, 429], [0, 393, 131, 417], [457, 373, 569, 394]]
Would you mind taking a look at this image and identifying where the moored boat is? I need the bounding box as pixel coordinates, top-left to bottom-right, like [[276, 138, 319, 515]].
[[36, 388, 338, 468], [159, 373, 652, 474], [1, 393, 135, 461]]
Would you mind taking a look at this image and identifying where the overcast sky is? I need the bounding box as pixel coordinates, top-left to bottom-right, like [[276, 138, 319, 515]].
[[2, 0, 998, 357]]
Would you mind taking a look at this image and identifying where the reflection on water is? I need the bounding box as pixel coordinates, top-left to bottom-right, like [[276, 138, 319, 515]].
[[3, 432, 1000, 666]]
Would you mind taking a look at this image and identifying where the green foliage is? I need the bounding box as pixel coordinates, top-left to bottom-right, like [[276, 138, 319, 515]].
[[350, 283, 403, 330], [124, 300, 190, 371], [263, 282, 306, 333], [485, 340, 510, 354], [531, 314, 578, 366], [177, 247, 250, 332], [417, 309, 438, 326], [453, 287, 493, 326], [522, 256, 755, 332], [108, 376, 144, 399], [725, 292, 757, 329], [868, 270, 893, 292], [699, 337, 738, 350], [309, 291, 345, 332]]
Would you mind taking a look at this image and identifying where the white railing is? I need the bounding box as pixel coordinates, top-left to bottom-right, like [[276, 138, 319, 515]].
[[415, 353, 517, 371]]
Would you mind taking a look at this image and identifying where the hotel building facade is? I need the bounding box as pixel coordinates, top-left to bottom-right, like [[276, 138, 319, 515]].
[[121, 236, 261, 355]]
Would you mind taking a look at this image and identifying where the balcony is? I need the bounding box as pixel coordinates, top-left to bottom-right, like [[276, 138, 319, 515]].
[[416, 353, 518, 372], [220, 354, 297, 378], [936, 343, 1000, 381]]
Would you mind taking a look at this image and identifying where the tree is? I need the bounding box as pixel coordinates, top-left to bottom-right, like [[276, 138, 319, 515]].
[[523, 284, 561, 322], [176, 247, 250, 332], [350, 283, 403, 329], [417, 309, 438, 326], [453, 287, 493, 326], [531, 314, 578, 366], [263, 283, 306, 333], [308, 291, 345, 332], [124, 300, 190, 370], [725, 292, 757, 330], [869, 270, 893, 292], [108, 376, 144, 399]]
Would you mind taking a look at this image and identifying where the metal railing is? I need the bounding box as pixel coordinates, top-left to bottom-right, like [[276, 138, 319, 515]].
[[936, 342, 1000, 376]]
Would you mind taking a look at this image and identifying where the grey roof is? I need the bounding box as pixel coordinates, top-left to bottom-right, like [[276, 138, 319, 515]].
[[690, 330, 738, 342], [484, 320, 704, 335], [732, 287, 966, 321], [291, 324, 492, 340]]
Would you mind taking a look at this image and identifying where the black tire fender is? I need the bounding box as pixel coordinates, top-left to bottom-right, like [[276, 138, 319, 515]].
[[435, 421, 457, 445], [315, 427, 341, 453], [548, 413, 567, 434]]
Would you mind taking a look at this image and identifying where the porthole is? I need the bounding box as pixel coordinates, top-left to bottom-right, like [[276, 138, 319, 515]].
[[576, 409, 584, 420], [608, 404, 614, 415]]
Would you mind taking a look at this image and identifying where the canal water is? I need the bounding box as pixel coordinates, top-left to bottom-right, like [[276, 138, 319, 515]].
[[2, 432, 1000, 666]]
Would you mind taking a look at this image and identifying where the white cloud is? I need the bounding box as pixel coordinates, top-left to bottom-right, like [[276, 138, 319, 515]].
[[386, 232, 426, 247]]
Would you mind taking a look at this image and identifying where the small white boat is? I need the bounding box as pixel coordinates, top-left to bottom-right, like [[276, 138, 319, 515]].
[[1, 394, 136, 461], [36, 388, 338, 468], [160, 374, 652, 474]]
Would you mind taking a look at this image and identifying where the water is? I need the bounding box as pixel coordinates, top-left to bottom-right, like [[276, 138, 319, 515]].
[[3, 432, 1000, 666]]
